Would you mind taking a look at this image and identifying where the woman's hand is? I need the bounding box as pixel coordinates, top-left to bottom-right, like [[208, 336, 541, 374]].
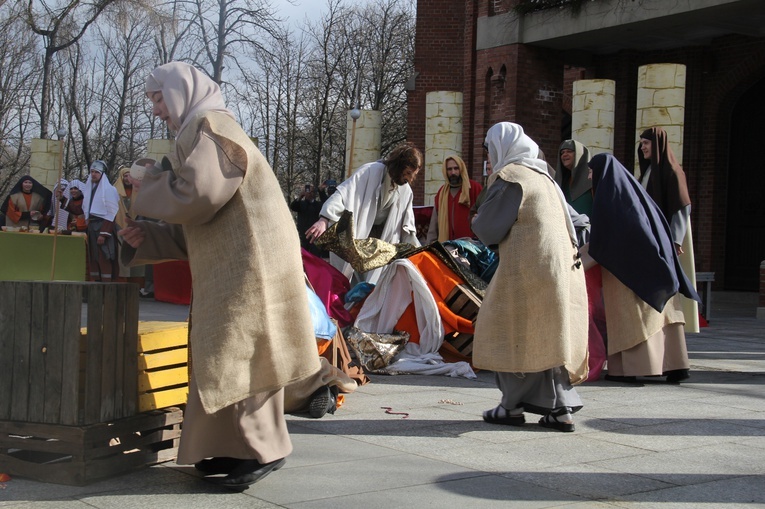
[[118, 217, 146, 248], [305, 217, 329, 243], [675, 243, 684, 255]]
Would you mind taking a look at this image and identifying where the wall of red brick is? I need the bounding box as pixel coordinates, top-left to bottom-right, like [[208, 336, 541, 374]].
[[760, 261, 765, 307], [589, 36, 765, 288], [410, 2, 765, 289]]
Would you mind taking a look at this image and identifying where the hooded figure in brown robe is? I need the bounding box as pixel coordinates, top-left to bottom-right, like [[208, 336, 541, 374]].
[[120, 62, 320, 489]]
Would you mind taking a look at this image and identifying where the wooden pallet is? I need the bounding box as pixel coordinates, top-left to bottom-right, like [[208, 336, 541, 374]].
[[443, 284, 481, 356], [0, 407, 182, 486]]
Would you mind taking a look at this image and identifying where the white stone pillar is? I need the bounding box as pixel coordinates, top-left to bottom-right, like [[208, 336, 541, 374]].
[[571, 79, 615, 155], [424, 91, 463, 206], [635, 63, 686, 166], [147, 139, 175, 162], [345, 110, 381, 178], [29, 138, 64, 190]]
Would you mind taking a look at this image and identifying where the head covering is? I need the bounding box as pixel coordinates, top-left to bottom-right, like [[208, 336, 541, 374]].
[[68, 179, 84, 192], [484, 122, 576, 243], [637, 127, 691, 220], [588, 153, 699, 311], [82, 162, 119, 221], [145, 62, 234, 137], [1, 175, 52, 216], [90, 160, 108, 174], [555, 139, 592, 201], [114, 166, 131, 198], [437, 155, 472, 243]]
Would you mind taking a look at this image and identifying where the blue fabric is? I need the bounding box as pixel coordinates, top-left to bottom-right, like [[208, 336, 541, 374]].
[[443, 239, 498, 283], [588, 154, 699, 312], [306, 284, 337, 340], [345, 282, 376, 303]]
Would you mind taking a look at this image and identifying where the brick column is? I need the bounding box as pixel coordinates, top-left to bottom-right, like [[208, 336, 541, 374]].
[[424, 91, 463, 206], [345, 110, 381, 178], [29, 138, 64, 190], [572, 79, 615, 155]]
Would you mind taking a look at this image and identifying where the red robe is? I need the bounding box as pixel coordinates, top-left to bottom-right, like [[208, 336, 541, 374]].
[[434, 180, 483, 240]]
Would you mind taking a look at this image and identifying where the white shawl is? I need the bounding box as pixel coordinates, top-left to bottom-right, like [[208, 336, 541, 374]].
[[320, 161, 420, 284], [485, 122, 577, 244], [355, 259, 476, 378], [83, 175, 119, 222]]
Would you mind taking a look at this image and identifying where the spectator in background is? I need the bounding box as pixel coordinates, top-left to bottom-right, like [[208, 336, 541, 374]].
[[291, 182, 326, 256], [426, 155, 483, 243], [1, 175, 52, 230], [82, 160, 120, 281]]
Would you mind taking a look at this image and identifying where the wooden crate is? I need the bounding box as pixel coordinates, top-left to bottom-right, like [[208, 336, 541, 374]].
[[0, 407, 182, 486], [135, 322, 189, 412], [443, 284, 481, 356], [0, 282, 139, 426]]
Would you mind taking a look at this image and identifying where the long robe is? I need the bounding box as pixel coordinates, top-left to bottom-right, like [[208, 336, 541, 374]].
[[426, 180, 483, 243], [319, 161, 419, 284], [472, 163, 588, 384], [125, 110, 321, 415]]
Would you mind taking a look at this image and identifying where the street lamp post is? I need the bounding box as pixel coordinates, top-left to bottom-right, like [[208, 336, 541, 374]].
[[50, 128, 67, 280], [346, 108, 361, 179]]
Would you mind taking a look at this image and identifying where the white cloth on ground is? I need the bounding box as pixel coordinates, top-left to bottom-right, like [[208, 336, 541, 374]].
[[354, 259, 476, 378]]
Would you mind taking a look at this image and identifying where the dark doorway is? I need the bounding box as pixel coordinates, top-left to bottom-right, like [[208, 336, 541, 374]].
[[725, 76, 765, 290]]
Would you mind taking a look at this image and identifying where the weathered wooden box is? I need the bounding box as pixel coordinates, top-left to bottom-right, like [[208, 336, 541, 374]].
[[0, 407, 182, 485], [0, 282, 185, 485], [0, 281, 139, 426]]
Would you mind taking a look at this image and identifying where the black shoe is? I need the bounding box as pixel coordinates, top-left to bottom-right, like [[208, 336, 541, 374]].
[[194, 456, 241, 475], [665, 369, 690, 384], [604, 374, 638, 383], [139, 290, 154, 298], [308, 385, 337, 418], [208, 457, 286, 490]]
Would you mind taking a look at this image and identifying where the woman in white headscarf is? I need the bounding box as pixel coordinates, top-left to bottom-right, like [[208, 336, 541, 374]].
[[118, 62, 320, 489], [471, 122, 588, 432]]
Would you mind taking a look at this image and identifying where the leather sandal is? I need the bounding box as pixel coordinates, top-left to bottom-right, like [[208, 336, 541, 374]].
[[482, 405, 525, 426], [539, 412, 575, 433], [194, 456, 241, 475]]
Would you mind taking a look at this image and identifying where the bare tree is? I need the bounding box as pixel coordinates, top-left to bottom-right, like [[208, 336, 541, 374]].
[[0, 2, 41, 196], [24, 0, 119, 139], [184, 0, 281, 84]]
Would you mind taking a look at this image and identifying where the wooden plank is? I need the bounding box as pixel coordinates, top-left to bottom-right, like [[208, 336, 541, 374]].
[[42, 284, 66, 423], [99, 284, 117, 422], [0, 419, 85, 441], [138, 348, 188, 371], [112, 285, 126, 419], [0, 282, 17, 420], [60, 284, 83, 425], [138, 367, 189, 393], [123, 284, 140, 417], [139, 388, 189, 412], [10, 282, 33, 421], [137, 328, 189, 353], [84, 284, 104, 424], [27, 284, 48, 423]]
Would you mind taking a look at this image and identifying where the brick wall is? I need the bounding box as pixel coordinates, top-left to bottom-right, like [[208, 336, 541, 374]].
[[408, 0, 468, 202], [590, 36, 765, 288], [760, 261, 765, 308]]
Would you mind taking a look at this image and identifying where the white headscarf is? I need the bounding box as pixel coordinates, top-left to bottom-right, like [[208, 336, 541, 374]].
[[145, 62, 235, 138], [82, 160, 119, 222], [485, 122, 577, 243]]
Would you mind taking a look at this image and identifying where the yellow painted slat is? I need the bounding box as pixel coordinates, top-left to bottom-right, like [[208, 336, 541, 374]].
[[139, 387, 189, 412], [138, 366, 189, 392], [137, 324, 189, 353], [138, 348, 188, 371]]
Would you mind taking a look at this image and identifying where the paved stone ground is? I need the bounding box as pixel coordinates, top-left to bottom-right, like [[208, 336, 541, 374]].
[[3, 292, 763, 508]]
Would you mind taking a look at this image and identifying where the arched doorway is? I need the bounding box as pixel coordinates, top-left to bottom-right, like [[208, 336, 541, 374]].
[[725, 76, 765, 290]]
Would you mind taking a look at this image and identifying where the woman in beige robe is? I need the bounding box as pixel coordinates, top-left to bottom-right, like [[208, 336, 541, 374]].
[[472, 122, 588, 433], [120, 62, 320, 490]]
